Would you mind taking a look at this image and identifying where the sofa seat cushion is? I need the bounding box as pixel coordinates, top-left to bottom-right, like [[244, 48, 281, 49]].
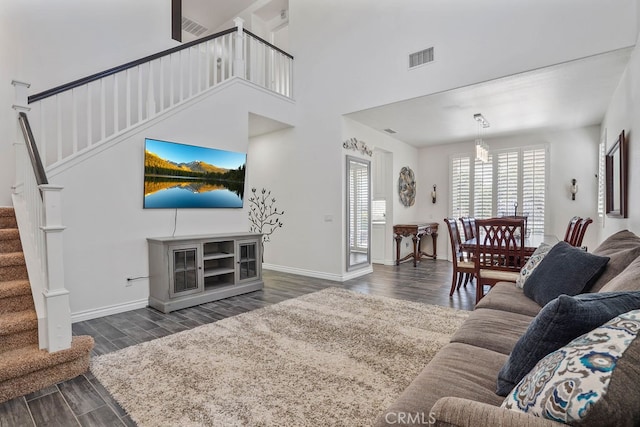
[[374, 342, 507, 427], [523, 241, 609, 306], [475, 282, 542, 317], [450, 308, 534, 355], [589, 229, 640, 292], [600, 255, 640, 292], [496, 291, 640, 396], [502, 310, 640, 426]]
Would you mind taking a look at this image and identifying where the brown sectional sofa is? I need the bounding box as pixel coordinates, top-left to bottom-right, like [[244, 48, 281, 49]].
[[375, 230, 640, 426]]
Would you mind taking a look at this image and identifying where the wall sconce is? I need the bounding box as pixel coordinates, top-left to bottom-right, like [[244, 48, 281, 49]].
[[570, 178, 578, 200], [431, 185, 437, 204]]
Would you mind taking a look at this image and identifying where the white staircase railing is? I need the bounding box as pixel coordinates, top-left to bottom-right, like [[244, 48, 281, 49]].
[[26, 18, 293, 170], [12, 81, 71, 352]]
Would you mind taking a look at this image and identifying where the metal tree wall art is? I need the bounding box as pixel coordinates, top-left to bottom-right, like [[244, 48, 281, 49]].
[[248, 188, 285, 244]]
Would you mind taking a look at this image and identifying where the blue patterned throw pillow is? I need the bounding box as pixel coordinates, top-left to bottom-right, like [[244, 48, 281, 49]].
[[502, 309, 640, 424]]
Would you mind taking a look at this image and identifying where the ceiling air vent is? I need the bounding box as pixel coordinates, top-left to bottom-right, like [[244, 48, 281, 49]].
[[182, 16, 208, 37], [409, 47, 434, 69], [383, 128, 397, 134]]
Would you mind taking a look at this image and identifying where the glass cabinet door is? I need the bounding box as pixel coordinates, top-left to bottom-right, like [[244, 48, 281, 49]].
[[170, 247, 201, 297], [237, 240, 260, 282]]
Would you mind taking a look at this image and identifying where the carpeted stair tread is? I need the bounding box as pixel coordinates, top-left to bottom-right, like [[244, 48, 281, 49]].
[[0, 280, 31, 299], [0, 208, 15, 218], [0, 309, 37, 336], [0, 335, 94, 383], [0, 228, 20, 240], [0, 252, 25, 268]]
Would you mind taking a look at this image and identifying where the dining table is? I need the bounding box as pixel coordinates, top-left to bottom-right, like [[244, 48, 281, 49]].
[[461, 233, 559, 257]]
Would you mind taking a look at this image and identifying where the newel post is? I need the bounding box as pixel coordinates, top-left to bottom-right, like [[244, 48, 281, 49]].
[[233, 17, 246, 79], [40, 185, 72, 352], [12, 80, 31, 192]]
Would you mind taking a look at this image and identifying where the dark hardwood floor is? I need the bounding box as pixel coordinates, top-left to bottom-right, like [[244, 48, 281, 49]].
[[0, 260, 474, 427]]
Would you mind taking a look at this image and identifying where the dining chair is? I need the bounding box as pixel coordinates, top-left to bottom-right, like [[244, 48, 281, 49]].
[[501, 213, 529, 237], [474, 218, 526, 304], [563, 216, 582, 245], [459, 217, 475, 241], [444, 218, 475, 297], [572, 217, 593, 248]]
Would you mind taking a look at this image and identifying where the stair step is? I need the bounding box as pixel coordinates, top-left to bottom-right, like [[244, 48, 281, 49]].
[[0, 309, 37, 336], [0, 216, 17, 229], [0, 253, 28, 281], [0, 280, 31, 299], [0, 335, 95, 403], [0, 229, 22, 254], [0, 208, 15, 218], [0, 252, 25, 268]]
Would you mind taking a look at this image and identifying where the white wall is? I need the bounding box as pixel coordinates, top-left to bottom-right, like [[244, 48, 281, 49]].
[[49, 80, 295, 319], [418, 126, 601, 261], [601, 30, 640, 240]]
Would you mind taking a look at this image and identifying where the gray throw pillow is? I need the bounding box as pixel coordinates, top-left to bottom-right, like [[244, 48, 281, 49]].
[[523, 241, 609, 306], [496, 291, 640, 396]]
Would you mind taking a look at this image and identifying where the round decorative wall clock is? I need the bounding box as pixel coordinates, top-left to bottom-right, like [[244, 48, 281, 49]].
[[398, 166, 416, 207]]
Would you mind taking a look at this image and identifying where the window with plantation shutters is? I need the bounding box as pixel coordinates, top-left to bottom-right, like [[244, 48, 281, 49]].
[[349, 164, 369, 251], [451, 156, 471, 219], [450, 145, 547, 234], [597, 141, 606, 222], [522, 147, 546, 235], [496, 151, 519, 216], [473, 157, 493, 219]]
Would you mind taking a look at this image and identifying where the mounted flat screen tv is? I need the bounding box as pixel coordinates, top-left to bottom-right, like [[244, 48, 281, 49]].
[[143, 138, 246, 209]]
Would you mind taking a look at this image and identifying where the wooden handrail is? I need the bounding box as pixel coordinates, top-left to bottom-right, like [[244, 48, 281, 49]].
[[18, 112, 49, 186], [243, 29, 294, 59]]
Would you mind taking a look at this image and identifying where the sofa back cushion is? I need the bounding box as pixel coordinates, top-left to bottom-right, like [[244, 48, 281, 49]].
[[588, 229, 640, 292], [599, 255, 640, 292]]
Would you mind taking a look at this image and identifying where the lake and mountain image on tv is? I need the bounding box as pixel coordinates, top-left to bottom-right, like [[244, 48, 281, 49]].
[[144, 138, 247, 209]]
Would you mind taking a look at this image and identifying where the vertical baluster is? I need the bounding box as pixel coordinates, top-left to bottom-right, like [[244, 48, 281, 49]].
[[206, 41, 211, 88], [100, 78, 106, 141], [159, 56, 165, 112], [126, 69, 131, 128], [71, 88, 78, 154], [228, 33, 233, 79], [179, 50, 184, 102], [147, 61, 156, 118], [188, 47, 193, 97], [113, 73, 119, 134], [87, 84, 92, 147], [213, 39, 219, 85], [138, 65, 143, 122], [279, 53, 285, 95], [170, 53, 175, 106], [56, 95, 62, 162], [197, 44, 202, 93], [288, 57, 293, 97]]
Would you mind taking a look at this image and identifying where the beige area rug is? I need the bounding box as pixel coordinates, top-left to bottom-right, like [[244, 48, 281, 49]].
[[90, 288, 469, 426]]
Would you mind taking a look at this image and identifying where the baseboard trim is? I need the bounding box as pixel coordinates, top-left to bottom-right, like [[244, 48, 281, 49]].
[[71, 298, 149, 323], [263, 263, 373, 282]]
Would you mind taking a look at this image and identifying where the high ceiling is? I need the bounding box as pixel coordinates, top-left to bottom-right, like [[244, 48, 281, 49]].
[[346, 47, 633, 148], [181, 2, 633, 147]]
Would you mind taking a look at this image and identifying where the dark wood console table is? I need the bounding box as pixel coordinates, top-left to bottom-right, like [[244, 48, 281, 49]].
[[393, 222, 438, 266]]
